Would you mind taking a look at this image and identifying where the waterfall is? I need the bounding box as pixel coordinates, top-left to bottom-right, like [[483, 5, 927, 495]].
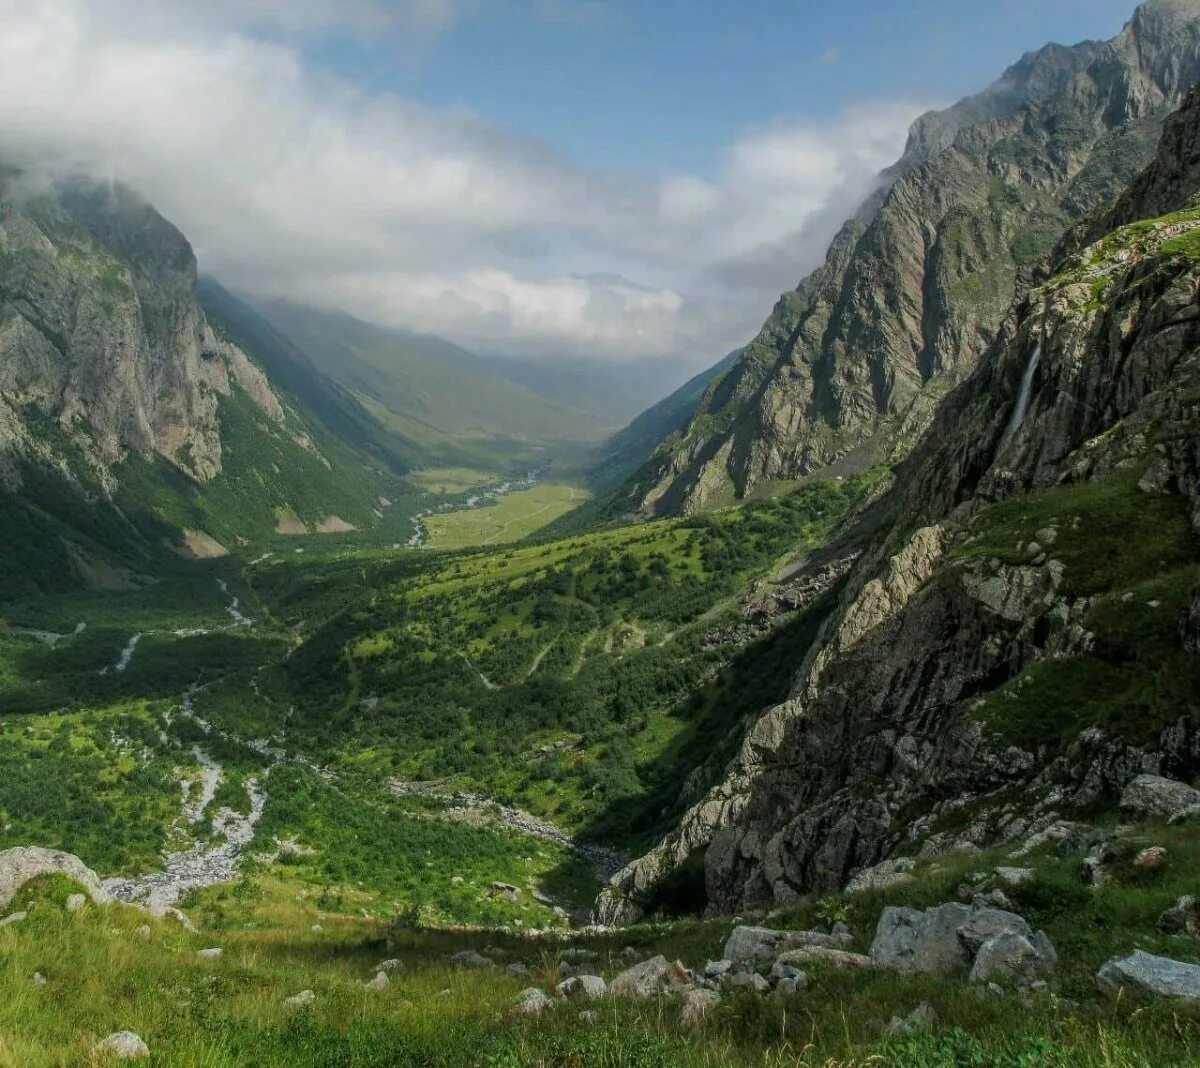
[[1004, 343, 1041, 440]]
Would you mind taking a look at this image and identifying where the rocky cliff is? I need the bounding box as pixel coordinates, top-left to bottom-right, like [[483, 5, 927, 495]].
[[598, 68, 1200, 926], [626, 0, 1200, 517]]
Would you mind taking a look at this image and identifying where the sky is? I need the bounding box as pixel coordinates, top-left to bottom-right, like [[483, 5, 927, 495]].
[[0, 0, 1139, 372]]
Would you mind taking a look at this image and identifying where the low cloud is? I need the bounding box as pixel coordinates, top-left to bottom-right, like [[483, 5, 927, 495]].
[[0, 0, 925, 364]]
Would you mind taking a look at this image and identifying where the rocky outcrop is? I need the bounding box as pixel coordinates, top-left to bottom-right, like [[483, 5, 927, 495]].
[[0, 846, 110, 910], [628, 0, 1200, 517], [597, 73, 1200, 925]]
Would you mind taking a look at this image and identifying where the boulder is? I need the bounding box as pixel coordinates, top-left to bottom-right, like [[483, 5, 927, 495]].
[[845, 857, 917, 895], [377, 959, 405, 973], [284, 990, 316, 1007], [0, 847, 110, 911], [556, 975, 606, 1000], [722, 925, 787, 965], [450, 950, 491, 968], [197, 948, 222, 960], [869, 903, 973, 974], [94, 1031, 149, 1060], [956, 908, 1035, 955], [680, 987, 720, 1028], [1097, 950, 1200, 1003], [704, 959, 733, 979], [609, 955, 691, 999], [150, 906, 197, 932], [774, 974, 807, 996], [1119, 775, 1200, 820], [516, 987, 553, 1016], [365, 971, 390, 992], [1159, 896, 1200, 936], [0, 911, 28, 927], [65, 894, 87, 912], [968, 931, 1056, 986], [776, 945, 876, 970], [724, 971, 770, 995]]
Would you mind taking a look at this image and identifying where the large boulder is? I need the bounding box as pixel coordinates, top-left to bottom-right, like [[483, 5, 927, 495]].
[[870, 903, 1049, 977], [556, 975, 606, 1000], [1097, 950, 1200, 1003], [722, 926, 788, 965], [1119, 775, 1200, 820], [968, 931, 1056, 986], [0, 847, 109, 910], [609, 955, 691, 999]]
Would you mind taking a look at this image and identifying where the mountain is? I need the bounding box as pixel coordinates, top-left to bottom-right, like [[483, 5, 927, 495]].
[[0, 172, 406, 598], [622, 0, 1200, 517], [246, 300, 616, 469], [597, 74, 1200, 925]]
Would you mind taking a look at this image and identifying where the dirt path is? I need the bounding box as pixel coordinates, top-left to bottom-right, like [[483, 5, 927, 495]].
[[458, 651, 497, 690]]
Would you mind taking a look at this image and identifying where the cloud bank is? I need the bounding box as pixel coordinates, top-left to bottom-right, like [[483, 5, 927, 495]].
[[0, 0, 926, 364]]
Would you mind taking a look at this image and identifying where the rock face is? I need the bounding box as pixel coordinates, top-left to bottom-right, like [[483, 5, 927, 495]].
[[0, 847, 110, 910], [625, 0, 1200, 517], [596, 55, 1200, 925], [1097, 950, 1200, 1002]]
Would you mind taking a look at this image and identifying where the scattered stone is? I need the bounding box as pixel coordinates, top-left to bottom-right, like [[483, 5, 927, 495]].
[[450, 950, 491, 968], [284, 990, 316, 1007], [135, 925, 152, 941], [705, 959, 733, 979], [993, 867, 1035, 888], [885, 1001, 938, 1037], [378, 959, 405, 973], [1159, 895, 1200, 936], [680, 987, 720, 1028], [517, 988, 553, 1016], [31, 972, 47, 987], [1, 910, 28, 927], [1135, 846, 1169, 872], [65, 893, 87, 912], [773, 974, 807, 996], [94, 1031, 149, 1060], [845, 857, 916, 895], [610, 955, 691, 999], [505, 962, 529, 978], [725, 971, 770, 995], [556, 975, 607, 1000], [365, 971, 390, 992], [1097, 950, 1200, 1003], [776, 945, 876, 971], [197, 948, 222, 960], [723, 925, 788, 965], [489, 881, 521, 901], [0, 847, 110, 911], [969, 931, 1057, 986], [1119, 775, 1200, 821]]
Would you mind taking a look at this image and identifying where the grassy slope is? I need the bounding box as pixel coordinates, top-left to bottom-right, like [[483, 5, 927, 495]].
[[423, 483, 592, 550]]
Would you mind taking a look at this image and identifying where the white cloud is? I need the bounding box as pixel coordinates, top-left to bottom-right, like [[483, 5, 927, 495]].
[[0, 0, 925, 364]]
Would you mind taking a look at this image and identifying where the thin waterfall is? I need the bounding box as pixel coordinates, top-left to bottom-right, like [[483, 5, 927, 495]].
[[1003, 343, 1041, 440]]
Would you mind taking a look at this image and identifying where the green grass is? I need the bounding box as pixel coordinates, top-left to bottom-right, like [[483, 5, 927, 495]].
[[423, 483, 592, 550]]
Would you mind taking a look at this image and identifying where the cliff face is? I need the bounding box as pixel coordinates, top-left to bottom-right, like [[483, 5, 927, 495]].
[[598, 67, 1200, 926], [628, 0, 1200, 518], [0, 172, 286, 489]]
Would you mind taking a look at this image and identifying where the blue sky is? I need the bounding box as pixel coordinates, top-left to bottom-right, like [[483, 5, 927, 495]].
[[318, 0, 1137, 173], [0, 0, 1150, 368]]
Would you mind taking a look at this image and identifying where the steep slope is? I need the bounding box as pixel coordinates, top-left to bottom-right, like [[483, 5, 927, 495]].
[[597, 80, 1200, 924], [0, 172, 403, 598], [248, 300, 613, 469], [627, 0, 1200, 517]]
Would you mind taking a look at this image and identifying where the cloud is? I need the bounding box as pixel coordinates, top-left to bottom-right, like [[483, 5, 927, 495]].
[[0, 0, 924, 364]]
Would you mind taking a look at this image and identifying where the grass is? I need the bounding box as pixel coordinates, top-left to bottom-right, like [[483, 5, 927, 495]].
[[423, 483, 592, 550], [407, 468, 496, 495]]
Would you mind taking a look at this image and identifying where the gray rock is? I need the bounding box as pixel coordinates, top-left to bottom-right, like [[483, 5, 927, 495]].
[[0, 911, 28, 927], [65, 893, 87, 912], [1119, 775, 1200, 820], [993, 867, 1035, 888], [886, 1001, 938, 1037], [197, 948, 222, 960], [284, 989, 316, 1007], [516, 987, 553, 1016], [722, 925, 787, 964], [956, 907, 1035, 955], [1097, 950, 1200, 1003], [725, 971, 770, 995], [0, 847, 110, 911], [770, 959, 809, 985], [969, 931, 1056, 986], [365, 971, 390, 992], [845, 857, 917, 895], [776, 945, 876, 970], [704, 959, 734, 978], [609, 955, 690, 999], [869, 903, 974, 974], [557, 975, 607, 1000], [773, 974, 808, 996], [31, 972, 47, 987], [450, 950, 491, 968], [1159, 895, 1200, 936], [94, 1031, 149, 1060], [377, 959, 405, 973], [504, 962, 529, 978], [680, 987, 721, 1027]]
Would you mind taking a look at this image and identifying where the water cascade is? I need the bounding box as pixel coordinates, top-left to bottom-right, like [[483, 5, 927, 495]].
[[1003, 343, 1041, 440]]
